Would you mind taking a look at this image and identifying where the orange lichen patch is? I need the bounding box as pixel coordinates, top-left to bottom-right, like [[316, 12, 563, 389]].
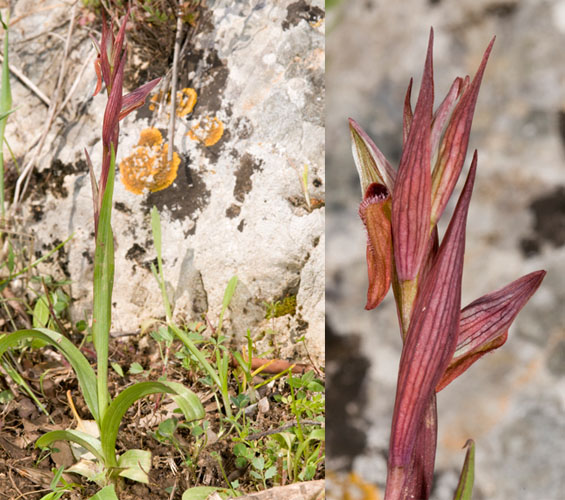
[[327, 472, 382, 500], [119, 128, 180, 195], [187, 115, 224, 147], [176, 88, 197, 117], [148, 87, 197, 117]]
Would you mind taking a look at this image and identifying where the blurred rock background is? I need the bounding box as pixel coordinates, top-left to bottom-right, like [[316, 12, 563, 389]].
[[326, 0, 565, 499]]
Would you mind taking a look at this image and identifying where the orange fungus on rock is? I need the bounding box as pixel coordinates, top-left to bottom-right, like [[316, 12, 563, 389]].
[[177, 88, 197, 117], [187, 115, 224, 147], [119, 128, 180, 195]]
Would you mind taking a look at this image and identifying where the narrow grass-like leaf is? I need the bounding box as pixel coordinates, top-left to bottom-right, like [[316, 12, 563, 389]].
[[387, 154, 476, 481], [0, 11, 13, 217], [0, 235, 74, 287], [169, 322, 232, 418], [36, 430, 104, 463], [0, 328, 98, 420], [151, 206, 172, 320], [453, 440, 475, 500], [92, 146, 116, 420], [392, 29, 434, 281], [217, 276, 238, 333], [100, 381, 204, 467]]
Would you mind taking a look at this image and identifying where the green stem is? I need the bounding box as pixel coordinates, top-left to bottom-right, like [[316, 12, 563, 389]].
[[92, 146, 116, 422]]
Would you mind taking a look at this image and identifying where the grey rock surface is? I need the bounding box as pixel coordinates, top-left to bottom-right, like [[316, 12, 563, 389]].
[[7, 0, 325, 363], [327, 0, 565, 498]]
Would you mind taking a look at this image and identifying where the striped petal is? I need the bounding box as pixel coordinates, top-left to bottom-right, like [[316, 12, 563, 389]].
[[437, 270, 546, 391], [392, 29, 434, 281], [349, 118, 396, 193], [431, 38, 495, 226]]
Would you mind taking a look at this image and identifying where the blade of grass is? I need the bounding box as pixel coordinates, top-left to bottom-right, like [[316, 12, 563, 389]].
[[168, 321, 232, 418], [0, 358, 50, 417], [0, 235, 74, 288], [150, 206, 172, 320], [0, 11, 13, 218], [453, 440, 475, 500], [217, 276, 237, 333]]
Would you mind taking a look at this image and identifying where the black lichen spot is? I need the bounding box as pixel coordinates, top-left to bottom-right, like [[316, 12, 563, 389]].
[[125, 243, 146, 262], [44, 238, 70, 278], [31, 204, 44, 222], [282, 0, 324, 30], [235, 116, 254, 140], [142, 257, 159, 273], [81, 249, 93, 265], [233, 153, 264, 203], [143, 155, 211, 235], [114, 201, 132, 214], [521, 186, 565, 256], [327, 320, 369, 468], [31, 159, 87, 200], [226, 204, 241, 219], [237, 219, 245, 232], [186, 47, 229, 116]]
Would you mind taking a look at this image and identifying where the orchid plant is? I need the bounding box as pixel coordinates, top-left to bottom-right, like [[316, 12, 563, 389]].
[[0, 10, 204, 498], [349, 29, 545, 500]]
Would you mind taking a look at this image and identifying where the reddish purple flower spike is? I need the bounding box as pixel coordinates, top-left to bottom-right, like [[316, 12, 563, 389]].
[[350, 29, 546, 500], [89, 9, 161, 234], [386, 154, 477, 494], [392, 29, 434, 282]]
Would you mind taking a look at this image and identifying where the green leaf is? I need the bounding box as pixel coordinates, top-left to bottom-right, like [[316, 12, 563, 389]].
[[117, 449, 152, 483], [265, 465, 277, 480], [129, 362, 144, 374], [182, 486, 229, 500], [36, 429, 105, 464], [49, 466, 65, 490], [217, 276, 237, 333], [89, 485, 119, 500], [33, 296, 50, 328], [111, 362, 124, 377], [100, 381, 204, 467], [453, 439, 476, 500], [39, 493, 64, 500], [0, 329, 99, 421]]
